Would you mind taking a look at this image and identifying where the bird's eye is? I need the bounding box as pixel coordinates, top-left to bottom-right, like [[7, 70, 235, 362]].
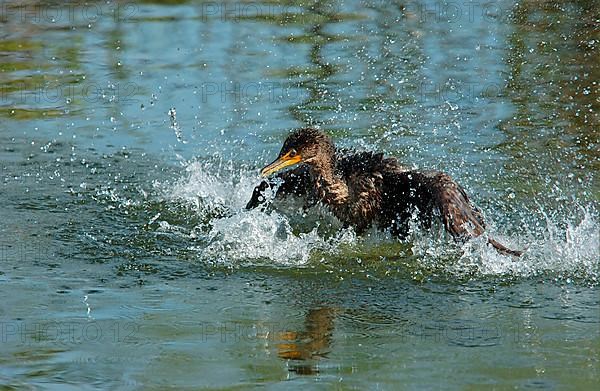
[[289, 149, 297, 157]]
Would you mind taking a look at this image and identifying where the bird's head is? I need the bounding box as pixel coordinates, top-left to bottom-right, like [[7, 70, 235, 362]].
[[260, 128, 334, 176]]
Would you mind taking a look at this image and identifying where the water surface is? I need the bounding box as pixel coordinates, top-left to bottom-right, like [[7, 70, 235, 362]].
[[0, 0, 598, 389]]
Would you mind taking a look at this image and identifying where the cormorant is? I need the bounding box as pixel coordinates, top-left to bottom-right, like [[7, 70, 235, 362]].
[[246, 128, 522, 256]]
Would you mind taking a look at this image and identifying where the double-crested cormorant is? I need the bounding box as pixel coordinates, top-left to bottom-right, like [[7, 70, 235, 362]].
[[247, 128, 522, 256]]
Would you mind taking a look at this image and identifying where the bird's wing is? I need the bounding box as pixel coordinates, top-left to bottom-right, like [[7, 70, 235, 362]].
[[388, 170, 524, 255], [380, 171, 485, 241], [246, 165, 312, 209], [408, 171, 485, 240]]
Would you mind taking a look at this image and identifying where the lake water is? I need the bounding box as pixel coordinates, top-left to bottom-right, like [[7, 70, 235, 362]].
[[0, 0, 598, 389]]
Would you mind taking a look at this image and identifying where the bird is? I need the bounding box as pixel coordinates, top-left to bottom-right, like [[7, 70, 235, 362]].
[[246, 128, 522, 256]]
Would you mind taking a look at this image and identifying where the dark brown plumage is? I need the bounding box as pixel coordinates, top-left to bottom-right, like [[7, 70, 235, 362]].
[[247, 128, 522, 256]]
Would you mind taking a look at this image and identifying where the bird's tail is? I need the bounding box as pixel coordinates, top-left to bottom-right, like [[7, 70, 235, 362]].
[[487, 237, 523, 257]]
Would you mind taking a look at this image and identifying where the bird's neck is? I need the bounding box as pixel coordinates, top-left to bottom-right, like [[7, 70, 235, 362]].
[[309, 155, 349, 206]]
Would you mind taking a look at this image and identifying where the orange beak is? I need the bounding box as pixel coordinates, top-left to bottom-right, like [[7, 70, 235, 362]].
[[260, 151, 302, 177]]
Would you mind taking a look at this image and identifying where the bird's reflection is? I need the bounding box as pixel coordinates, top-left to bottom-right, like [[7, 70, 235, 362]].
[[276, 307, 337, 375]]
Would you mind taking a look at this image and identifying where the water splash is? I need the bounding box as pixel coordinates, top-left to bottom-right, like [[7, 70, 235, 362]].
[[201, 210, 329, 266], [168, 107, 187, 144], [157, 159, 354, 266], [162, 160, 254, 213], [155, 159, 598, 283], [433, 203, 599, 282]]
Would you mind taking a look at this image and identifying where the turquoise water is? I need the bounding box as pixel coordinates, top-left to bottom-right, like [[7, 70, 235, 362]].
[[0, 0, 598, 389]]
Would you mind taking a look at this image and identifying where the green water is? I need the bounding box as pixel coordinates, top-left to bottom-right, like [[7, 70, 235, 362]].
[[1, 0, 598, 389]]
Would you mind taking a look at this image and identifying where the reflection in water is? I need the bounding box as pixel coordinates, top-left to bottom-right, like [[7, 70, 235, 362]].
[[282, 0, 342, 127], [277, 306, 337, 374], [500, 0, 599, 198]]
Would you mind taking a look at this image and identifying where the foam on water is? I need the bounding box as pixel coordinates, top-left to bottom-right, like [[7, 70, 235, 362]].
[[157, 159, 599, 283]]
